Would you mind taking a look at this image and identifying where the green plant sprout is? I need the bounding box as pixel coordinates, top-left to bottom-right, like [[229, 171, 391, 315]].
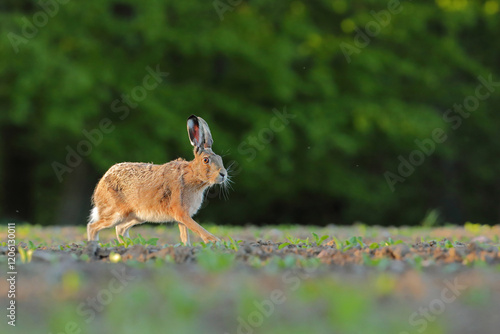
[[312, 232, 329, 246]]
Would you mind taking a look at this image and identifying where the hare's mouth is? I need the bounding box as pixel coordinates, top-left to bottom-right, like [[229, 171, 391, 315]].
[[216, 172, 232, 201], [216, 172, 226, 184]]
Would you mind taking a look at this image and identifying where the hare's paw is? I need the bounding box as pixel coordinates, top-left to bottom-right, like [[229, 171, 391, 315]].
[[203, 234, 221, 243]]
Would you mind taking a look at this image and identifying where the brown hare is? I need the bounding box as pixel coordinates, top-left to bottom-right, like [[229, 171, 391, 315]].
[[87, 115, 227, 245]]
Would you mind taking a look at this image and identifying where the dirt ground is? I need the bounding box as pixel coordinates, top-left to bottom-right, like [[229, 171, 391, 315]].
[[1, 224, 499, 334]]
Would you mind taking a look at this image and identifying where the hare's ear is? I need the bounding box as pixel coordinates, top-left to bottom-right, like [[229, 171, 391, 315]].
[[187, 115, 213, 149], [197, 117, 213, 149], [187, 115, 202, 147]]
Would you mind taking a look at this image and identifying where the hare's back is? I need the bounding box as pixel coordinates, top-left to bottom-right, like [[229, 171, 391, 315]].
[[97, 162, 163, 192]]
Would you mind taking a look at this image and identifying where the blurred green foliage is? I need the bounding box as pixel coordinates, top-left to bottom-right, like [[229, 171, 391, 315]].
[[0, 0, 499, 226]]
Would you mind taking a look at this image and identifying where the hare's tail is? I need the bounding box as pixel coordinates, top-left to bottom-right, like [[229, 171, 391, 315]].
[[87, 207, 100, 241], [88, 207, 99, 224]]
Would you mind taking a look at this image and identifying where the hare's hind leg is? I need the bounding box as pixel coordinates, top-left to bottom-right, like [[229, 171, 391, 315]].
[[178, 223, 191, 246], [87, 209, 122, 241], [115, 217, 143, 241]]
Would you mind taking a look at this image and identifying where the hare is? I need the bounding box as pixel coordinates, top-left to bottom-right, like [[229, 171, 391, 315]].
[[87, 115, 227, 245]]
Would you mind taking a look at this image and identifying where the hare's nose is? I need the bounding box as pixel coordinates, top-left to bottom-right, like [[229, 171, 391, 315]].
[[219, 172, 226, 178]]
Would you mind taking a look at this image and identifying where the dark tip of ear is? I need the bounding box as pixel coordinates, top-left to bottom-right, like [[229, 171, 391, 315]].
[[188, 115, 197, 121]]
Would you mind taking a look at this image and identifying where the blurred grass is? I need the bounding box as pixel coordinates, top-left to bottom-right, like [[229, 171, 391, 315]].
[[3, 222, 499, 246], [3, 266, 433, 334]]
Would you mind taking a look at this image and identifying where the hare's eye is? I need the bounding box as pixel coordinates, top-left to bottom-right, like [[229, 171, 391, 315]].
[[203, 157, 210, 164]]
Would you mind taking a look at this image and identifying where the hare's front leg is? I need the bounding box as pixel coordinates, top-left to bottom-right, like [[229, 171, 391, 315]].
[[178, 223, 191, 246], [175, 213, 219, 243]]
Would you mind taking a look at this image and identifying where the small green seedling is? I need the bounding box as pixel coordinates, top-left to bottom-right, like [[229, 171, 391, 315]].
[[343, 236, 364, 251], [278, 242, 291, 250], [286, 235, 310, 246], [330, 235, 343, 250], [227, 236, 241, 251], [18, 247, 33, 263], [115, 234, 159, 247], [312, 232, 329, 246], [28, 241, 37, 250], [384, 238, 404, 246]]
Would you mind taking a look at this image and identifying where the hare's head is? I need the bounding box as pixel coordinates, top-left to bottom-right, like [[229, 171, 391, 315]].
[[187, 115, 227, 185]]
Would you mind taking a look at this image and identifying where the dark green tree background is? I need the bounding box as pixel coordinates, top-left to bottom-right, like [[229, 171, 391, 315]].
[[1, 0, 499, 226]]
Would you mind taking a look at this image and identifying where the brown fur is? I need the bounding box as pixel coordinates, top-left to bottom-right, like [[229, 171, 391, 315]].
[[87, 116, 226, 245]]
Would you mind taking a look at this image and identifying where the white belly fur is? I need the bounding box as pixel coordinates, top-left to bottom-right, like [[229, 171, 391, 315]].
[[188, 190, 206, 217], [135, 211, 176, 223]]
